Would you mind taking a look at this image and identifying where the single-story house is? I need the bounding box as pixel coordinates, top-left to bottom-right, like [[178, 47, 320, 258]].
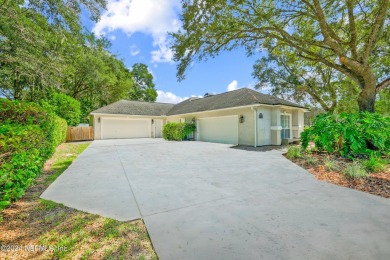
[[90, 88, 307, 146]]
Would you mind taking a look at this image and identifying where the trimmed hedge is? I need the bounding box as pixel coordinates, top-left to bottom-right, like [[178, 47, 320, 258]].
[[0, 100, 67, 216], [301, 112, 390, 158], [163, 122, 196, 141]]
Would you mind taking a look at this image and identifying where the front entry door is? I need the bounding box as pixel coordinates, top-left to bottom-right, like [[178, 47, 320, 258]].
[[155, 119, 163, 138], [257, 108, 271, 146]]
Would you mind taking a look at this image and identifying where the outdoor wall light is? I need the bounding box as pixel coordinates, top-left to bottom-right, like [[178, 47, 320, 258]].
[[239, 115, 245, 123], [192, 118, 196, 123], [98, 117, 101, 123], [258, 113, 263, 119], [151, 119, 154, 124]]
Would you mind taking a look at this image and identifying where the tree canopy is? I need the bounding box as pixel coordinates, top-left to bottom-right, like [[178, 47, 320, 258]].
[[172, 0, 390, 112], [0, 0, 157, 123], [252, 50, 360, 113], [130, 63, 157, 102]]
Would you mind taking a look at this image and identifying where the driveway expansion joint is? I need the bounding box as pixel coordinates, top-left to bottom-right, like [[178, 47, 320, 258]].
[[114, 145, 143, 219]]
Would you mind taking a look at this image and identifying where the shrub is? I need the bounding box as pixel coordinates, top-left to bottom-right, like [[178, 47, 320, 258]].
[[304, 155, 319, 165], [286, 146, 303, 159], [343, 162, 368, 179], [301, 112, 390, 158], [0, 100, 67, 218], [163, 122, 196, 141], [40, 93, 81, 126], [323, 157, 338, 172], [362, 153, 387, 173]]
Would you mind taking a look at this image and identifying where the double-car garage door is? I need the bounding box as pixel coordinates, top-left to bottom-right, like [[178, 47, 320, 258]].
[[101, 118, 150, 139], [198, 116, 238, 145], [99, 116, 238, 144]]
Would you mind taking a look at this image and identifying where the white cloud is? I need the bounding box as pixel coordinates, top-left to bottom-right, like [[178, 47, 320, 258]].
[[109, 35, 116, 41], [93, 0, 181, 63], [150, 35, 174, 63], [156, 90, 202, 104], [227, 80, 239, 91], [156, 90, 185, 103], [130, 44, 140, 56]]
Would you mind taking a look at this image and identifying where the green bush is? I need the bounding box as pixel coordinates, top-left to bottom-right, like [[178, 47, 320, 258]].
[[40, 93, 81, 126], [303, 155, 319, 165], [162, 122, 196, 141], [301, 112, 390, 158], [0, 100, 67, 217], [286, 146, 303, 159], [362, 153, 387, 173], [323, 157, 338, 172]]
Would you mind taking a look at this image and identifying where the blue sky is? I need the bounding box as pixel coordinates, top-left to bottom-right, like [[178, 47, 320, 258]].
[[84, 0, 261, 103]]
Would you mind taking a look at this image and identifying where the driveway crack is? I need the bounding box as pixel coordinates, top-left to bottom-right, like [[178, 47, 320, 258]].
[[114, 146, 144, 219]]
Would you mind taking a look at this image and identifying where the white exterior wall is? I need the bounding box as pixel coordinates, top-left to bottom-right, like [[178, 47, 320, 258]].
[[92, 105, 305, 145], [178, 107, 255, 146]]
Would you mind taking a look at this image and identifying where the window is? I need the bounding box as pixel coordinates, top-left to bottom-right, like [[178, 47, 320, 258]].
[[281, 115, 291, 139]]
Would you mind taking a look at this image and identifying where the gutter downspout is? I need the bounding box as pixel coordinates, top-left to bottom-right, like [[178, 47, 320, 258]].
[[251, 106, 257, 147]]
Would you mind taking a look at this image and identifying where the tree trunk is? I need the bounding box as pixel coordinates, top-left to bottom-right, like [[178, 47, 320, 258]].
[[357, 75, 377, 113]]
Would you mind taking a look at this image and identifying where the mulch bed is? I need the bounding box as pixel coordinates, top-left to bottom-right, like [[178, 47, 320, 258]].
[[287, 153, 390, 199]]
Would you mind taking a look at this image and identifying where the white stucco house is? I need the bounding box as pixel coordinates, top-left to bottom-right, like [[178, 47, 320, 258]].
[[90, 88, 307, 146]]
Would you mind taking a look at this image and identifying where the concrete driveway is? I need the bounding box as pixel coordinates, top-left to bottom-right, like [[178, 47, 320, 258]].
[[41, 139, 390, 260]]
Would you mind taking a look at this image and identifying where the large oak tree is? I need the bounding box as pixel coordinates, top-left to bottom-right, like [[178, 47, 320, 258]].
[[172, 0, 390, 112]]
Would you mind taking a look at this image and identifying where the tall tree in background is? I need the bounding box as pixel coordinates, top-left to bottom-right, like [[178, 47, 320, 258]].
[[0, 0, 157, 123], [253, 52, 359, 113], [130, 63, 157, 102], [0, 0, 106, 99], [172, 0, 390, 112]]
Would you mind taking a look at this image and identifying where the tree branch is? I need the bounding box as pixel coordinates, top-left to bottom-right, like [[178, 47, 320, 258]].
[[306, 83, 331, 112], [312, 0, 344, 54], [376, 78, 390, 92], [346, 0, 358, 59], [362, 0, 389, 64]]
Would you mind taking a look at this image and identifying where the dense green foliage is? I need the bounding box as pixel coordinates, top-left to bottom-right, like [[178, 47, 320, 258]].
[[376, 88, 390, 115], [130, 63, 158, 102], [40, 93, 81, 126], [172, 1, 390, 112], [163, 122, 196, 141], [301, 113, 390, 157], [0, 0, 157, 122], [0, 100, 67, 217]]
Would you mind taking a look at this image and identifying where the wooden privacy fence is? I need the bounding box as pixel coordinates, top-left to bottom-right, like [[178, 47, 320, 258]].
[[66, 126, 94, 142]]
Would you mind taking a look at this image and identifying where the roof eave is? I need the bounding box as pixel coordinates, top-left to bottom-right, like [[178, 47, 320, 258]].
[[90, 112, 167, 118], [167, 103, 306, 116]]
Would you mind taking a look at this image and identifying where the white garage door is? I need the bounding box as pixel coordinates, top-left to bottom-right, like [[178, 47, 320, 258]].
[[102, 118, 150, 139], [198, 116, 238, 144]]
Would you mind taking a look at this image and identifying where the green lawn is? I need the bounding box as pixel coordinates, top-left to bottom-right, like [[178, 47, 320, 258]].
[[0, 142, 157, 260]]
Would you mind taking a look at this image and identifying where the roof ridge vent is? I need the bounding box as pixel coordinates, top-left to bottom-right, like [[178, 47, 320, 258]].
[[204, 93, 215, 98]]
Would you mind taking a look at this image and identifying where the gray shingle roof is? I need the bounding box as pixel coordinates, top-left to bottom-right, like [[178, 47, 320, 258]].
[[91, 88, 305, 117], [91, 100, 174, 116], [166, 88, 305, 115]]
